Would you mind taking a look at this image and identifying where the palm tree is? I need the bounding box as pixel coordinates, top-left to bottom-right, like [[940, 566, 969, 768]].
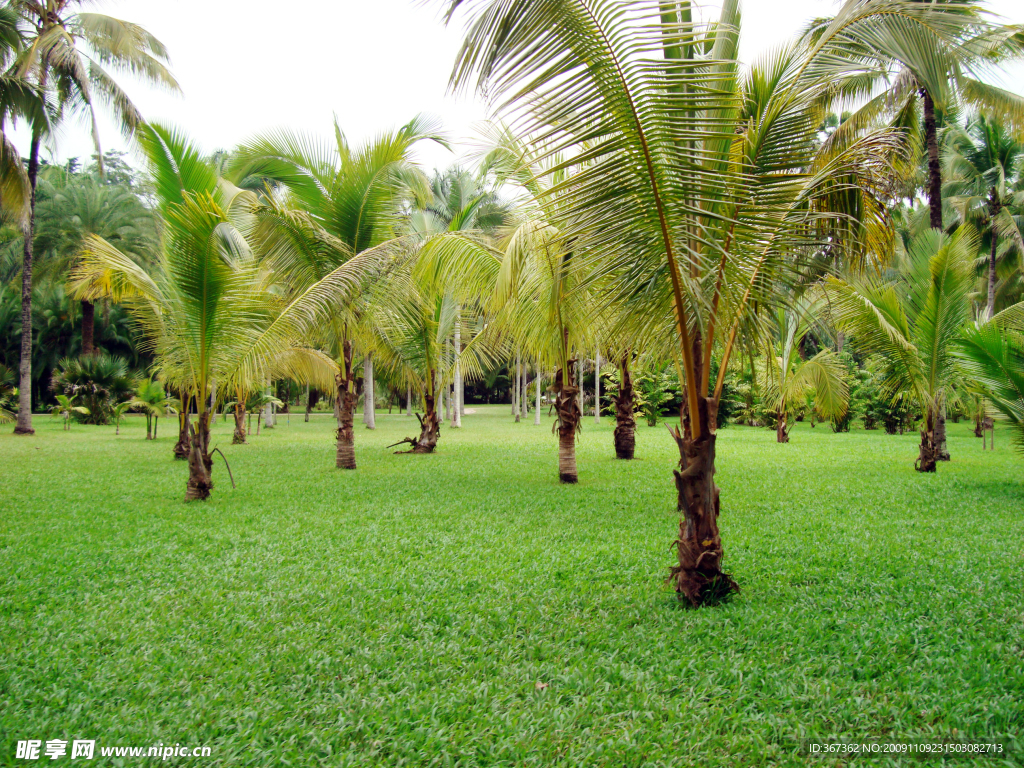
[[804, 0, 1024, 232], [9, 0, 178, 435], [110, 399, 131, 435], [0, 361, 17, 422], [827, 227, 979, 471], [761, 298, 850, 443], [130, 376, 173, 440], [230, 116, 442, 469], [32, 173, 158, 354], [71, 124, 368, 501], [439, 0, 904, 603], [50, 392, 87, 429], [956, 319, 1024, 451], [51, 352, 134, 424], [943, 113, 1024, 318]]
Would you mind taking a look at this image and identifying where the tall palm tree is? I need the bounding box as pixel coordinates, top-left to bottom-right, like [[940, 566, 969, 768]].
[[827, 227, 979, 471], [71, 124, 367, 501], [10, 0, 178, 435], [804, 0, 1024, 232], [439, 0, 904, 603], [0, 3, 44, 221], [32, 173, 158, 354], [230, 116, 442, 469], [943, 113, 1024, 318]]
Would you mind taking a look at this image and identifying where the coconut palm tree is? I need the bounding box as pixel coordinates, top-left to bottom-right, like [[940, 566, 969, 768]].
[[230, 116, 442, 469], [955, 319, 1024, 451], [32, 173, 158, 354], [803, 0, 1024, 233], [760, 298, 849, 443], [9, 0, 178, 435], [439, 0, 905, 603], [827, 226, 979, 470], [129, 376, 174, 440], [110, 399, 131, 435], [943, 113, 1024, 318], [71, 124, 372, 501]]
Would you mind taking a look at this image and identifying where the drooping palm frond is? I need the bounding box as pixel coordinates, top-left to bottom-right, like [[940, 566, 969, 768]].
[[955, 321, 1024, 451]]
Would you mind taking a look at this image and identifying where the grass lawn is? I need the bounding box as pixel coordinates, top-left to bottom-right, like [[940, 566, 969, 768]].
[[1, 406, 1022, 766]]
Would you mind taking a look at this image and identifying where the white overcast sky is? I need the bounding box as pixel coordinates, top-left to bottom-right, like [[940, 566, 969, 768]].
[[14, 0, 1024, 174]]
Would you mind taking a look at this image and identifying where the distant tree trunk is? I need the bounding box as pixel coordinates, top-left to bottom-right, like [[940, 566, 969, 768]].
[[145, 414, 153, 440], [256, 412, 262, 435], [916, 406, 938, 473], [81, 300, 96, 356], [263, 381, 274, 429], [936, 396, 950, 462], [407, 384, 412, 417], [613, 352, 636, 459], [555, 360, 581, 483], [154, 415, 158, 439], [987, 201, 999, 319], [14, 132, 41, 436], [667, 338, 737, 605], [306, 387, 319, 422], [534, 364, 541, 425], [594, 347, 601, 424], [365, 352, 376, 429], [453, 314, 462, 427], [335, 341, 357, 469], [232, 402, 247, 444], [185, 411, 214, 502], [922, 89, 943, 231], [776, 409, 789, 443], [515, 354, 522, 422]]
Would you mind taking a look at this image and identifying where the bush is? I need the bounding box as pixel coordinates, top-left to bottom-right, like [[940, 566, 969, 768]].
[[51, 354, 134, 425]]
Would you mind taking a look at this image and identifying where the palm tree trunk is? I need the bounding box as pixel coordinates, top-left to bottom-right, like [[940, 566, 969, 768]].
[[514, 354, 521, 422], [534, 363, 541, 425], [453, 315, 462, 427], [154, 415, 158, 439], [81, 300, 96, 356], [776, 409, 789, 443], [173, 396, 190, 459], [555, 362, 580, 483], [14, 132, 41, 435], [185, 411, 214, 501], [668, 354, 737, 605], [936, 395, 950, 462], [335, 341, 357, 469], [594, 347, 601, 424], [916, 405, 938, 473], [409, 391, 441, 453], [922, 89, 943, 230], [232, 402, 247, 444], [365, 352, 376, 429], [407, 384, 412, 417], [613, 352, 635, 459], [146, 414, 152, 440], [987, 209, 999, 319]]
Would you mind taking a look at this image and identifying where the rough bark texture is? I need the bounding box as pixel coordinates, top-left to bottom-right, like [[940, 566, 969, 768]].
[[335, 341, 357, 469], [613, 353, 636, 459], [916, 408, 938, 473], [669, 388, 738, 606], [922, 89, 943, 230], [232, 403, 247, 444], [987, 196, 1000, 318], [554, 362, 581, 483], [14, 134, 40, 435], [185, 412, 214, 502], [173, 410, 190, 459], [81, 300, 96, 356], [776, 411, 789, 443], [935, 399, 950, 461], [409, 395, 441, 453], [306, 387, 319, 422]]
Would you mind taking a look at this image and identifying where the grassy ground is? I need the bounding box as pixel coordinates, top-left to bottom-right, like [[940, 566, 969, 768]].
[[1, 406, 1022, 767]]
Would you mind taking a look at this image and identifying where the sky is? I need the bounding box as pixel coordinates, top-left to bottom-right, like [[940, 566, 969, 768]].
[[12, 0, 1024, 175]]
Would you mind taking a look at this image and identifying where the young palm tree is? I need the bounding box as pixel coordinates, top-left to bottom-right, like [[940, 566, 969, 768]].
[[230, 116, 442, 469], [72, 124, 368, 501], [955, 319, 1024, 451], [943, 113, 1024, 318], [10, 0, 178, 435], [439, 0, 903, 603], [50, 393, 87, 429], [760, 299, 849, 443], [827, 227, 979, 471], [130, 376, 173, 440]]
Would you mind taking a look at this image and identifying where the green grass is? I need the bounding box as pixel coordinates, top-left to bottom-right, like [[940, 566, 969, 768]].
[[2, 407, 1022, 767]]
